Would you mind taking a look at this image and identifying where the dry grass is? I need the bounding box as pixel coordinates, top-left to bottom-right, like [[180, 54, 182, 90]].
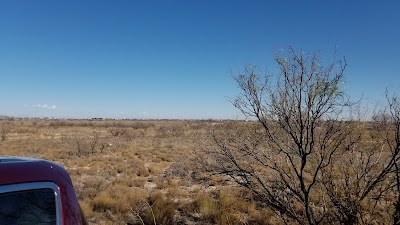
[[2, 117, 389, 224], [0, 118, 259, 224]]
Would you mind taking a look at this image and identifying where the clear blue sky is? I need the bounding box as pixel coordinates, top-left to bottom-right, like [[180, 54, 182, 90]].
[[0, 1, 399, 119]]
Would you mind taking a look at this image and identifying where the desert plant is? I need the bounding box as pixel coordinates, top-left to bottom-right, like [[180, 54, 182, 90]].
[[206, 47, 351, 224], [371, 91, 400, 224], [0, 124, 10, 141], [321, 91, 400, 225], [206, 47, 400, 225]]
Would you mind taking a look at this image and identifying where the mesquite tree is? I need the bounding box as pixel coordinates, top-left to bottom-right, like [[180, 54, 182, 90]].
[[372, 92, 400, 225], [208, 47, 350, 224], [322, 91, 400, 225], [205, 47, 400, 225]]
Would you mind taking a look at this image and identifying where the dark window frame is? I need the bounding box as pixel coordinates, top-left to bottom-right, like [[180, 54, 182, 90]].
[[0, 182, 62, 225]]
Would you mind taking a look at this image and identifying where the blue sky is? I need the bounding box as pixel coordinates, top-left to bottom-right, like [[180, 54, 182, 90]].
[[0, 1, 399, 119]]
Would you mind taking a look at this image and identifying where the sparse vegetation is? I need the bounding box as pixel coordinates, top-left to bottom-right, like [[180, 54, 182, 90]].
[[0, 115, 399, 224], [0, 118, 249, 224]]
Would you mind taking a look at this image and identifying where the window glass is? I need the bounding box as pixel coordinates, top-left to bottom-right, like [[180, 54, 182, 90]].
[[0, 188, 56, 225]]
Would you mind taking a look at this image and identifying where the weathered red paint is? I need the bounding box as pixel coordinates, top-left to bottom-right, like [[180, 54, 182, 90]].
[[0, 156, 85, 225]]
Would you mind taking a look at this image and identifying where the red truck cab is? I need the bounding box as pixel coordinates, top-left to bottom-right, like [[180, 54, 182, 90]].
[[0, 156, 86, 225]]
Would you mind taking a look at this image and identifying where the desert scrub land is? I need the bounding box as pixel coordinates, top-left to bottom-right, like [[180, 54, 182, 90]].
[[1, 115, 399, 225], [0, 117, 274, 225]]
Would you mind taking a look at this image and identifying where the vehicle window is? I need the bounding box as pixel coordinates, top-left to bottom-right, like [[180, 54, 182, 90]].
[[0, 188, 56, 225]]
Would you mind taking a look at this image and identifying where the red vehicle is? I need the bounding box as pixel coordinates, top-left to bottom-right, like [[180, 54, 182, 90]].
[[0, 156, 86, 225]]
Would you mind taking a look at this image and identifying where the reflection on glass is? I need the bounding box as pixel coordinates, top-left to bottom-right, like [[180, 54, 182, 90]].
[[0, 188, 56, 225]]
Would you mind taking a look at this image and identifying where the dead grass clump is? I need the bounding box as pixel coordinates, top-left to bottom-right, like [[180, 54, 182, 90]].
[[92, 191, 116, 212], [154, 153, 173, 163], [128, 187, 149, 206], [148, 162, 167, 175], [81, 166, 98, 176], [143, 191, 178, 225], [153, 177, 178, 191], [165, 185, 188, 200], [165, 161, 191, 179], [40, 152, 57, 161], [189, 190, 267, 225], [170, 124, 185, 137], [0, 124, 10, 141], [11, 125, 38, 134], [81, 176, 106, 198], [108, 127, 126, 137], [137, 164, 150, 177], [114, 176, 147, 188], [79, 200, 94, 219], [111, 184, 138, 214], [84, 176, 104, 189], [85, 187, 99, 199], [130, 121, 155, 130], [193, 194, 220, 222], [48, 119, 70, 127], [135, 152, 146, 160], [246, 207, 277, 225], [133, 177, 149, 187]]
